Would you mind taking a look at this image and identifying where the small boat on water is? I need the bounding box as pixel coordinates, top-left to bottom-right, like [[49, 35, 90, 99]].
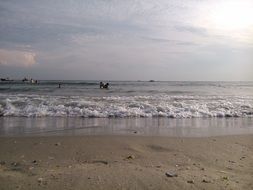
[[22, 77, 38, 84], [22, 77, 29, 82], [0, 78, 13, 82]]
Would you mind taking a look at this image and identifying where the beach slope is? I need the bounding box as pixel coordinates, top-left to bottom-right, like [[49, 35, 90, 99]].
[[0, 135, 252, 190]]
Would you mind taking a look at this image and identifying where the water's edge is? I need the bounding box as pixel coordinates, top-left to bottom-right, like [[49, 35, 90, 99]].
[[1, 117, 253, 137]]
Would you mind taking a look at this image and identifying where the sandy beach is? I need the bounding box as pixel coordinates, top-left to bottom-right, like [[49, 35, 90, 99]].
[[1, 0, 253, 189], [0, 134, 252, 190]]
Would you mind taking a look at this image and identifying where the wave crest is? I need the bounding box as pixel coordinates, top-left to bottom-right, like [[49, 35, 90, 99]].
[[0, 94, 252, 118]]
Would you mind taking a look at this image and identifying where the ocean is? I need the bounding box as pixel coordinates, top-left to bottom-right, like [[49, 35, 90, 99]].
[[1, 80, 253, 118], [0, 80, 253, 136]]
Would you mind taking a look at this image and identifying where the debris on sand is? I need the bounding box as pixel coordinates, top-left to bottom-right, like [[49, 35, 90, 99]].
[[91, 160, 108, 165], [222, 176, 229, 181], [127, 155, 135, 159], [37, 178, 43, 183], [11, 162, 20, 167], [165, 171, 178, 177], [187, 180, 194, 184], [37, 177, 47, 185], [202, 179, 211, 183], [55, 142, 61, 146]]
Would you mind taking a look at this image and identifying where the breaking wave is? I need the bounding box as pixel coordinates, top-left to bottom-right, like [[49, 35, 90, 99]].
[[0, 94, 252, 118]]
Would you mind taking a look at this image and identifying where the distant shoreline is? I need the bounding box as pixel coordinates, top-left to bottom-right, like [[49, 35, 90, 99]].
[[1, 79, 253, 82]]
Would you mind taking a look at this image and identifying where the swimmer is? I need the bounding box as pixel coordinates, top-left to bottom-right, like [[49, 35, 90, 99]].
[[103, 83, 109, 89], [100, 82, 104, 89]]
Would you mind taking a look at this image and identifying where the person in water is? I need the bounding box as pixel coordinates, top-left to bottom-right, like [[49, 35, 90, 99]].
[[103, 83, 109, 89], [99, 82, 109, 89], [100, 82, 104, 89]]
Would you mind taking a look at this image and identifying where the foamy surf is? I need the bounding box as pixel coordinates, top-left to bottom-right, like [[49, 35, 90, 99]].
[[0, 94, 252, 118]]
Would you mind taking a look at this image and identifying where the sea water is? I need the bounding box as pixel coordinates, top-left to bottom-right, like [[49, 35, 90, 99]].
[[1, 81, 253, 118], [0, 81, 253, 136]]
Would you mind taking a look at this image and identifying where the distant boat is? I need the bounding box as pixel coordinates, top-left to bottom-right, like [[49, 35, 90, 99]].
[[22, 77, 29, 82], [30, 79, 38, 84], [1, 78, 12, 81], [22, 77, 38, 84], [149, 80, 155, 82]]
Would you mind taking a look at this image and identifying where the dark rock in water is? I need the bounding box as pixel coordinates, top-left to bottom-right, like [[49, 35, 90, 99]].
[[1, 78, 12, 81], [165, 171, 178, 177]]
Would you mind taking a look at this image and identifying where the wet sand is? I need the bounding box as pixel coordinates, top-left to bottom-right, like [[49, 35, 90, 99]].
[[0, 135, 252, 190], [1, 117, 253, 137]]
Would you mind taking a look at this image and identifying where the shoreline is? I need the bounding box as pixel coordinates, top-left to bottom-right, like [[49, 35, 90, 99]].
[[1, 117, 253, 137], [0, 134, 252, 189]]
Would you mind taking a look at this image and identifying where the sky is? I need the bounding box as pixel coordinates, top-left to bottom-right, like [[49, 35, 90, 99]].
[[0, 0, 252, 81]]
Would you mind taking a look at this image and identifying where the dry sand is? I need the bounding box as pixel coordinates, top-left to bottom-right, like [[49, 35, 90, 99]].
[[0, 135, 252, 190]]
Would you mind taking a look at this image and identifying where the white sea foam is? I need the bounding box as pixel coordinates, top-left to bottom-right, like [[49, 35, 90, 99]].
[[0, 94, 252, 118]]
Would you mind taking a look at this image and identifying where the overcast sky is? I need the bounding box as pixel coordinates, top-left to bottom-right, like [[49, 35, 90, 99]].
[[0, 0, 252, 81]]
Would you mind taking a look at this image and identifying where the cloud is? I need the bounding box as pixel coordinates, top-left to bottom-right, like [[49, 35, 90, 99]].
[[174, 25, 208, 36], [0, 49, 37, 67], [143, 36, 199, 46], [0, 0, 252, 81]]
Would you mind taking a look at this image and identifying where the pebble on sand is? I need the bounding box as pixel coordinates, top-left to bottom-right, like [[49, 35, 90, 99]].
[[11, 162, 20, 167], [55, 142, 61, 146], [127, 155, 135, 159], [202, 179, 211, 183], [37, 178, 43, 183], [222, 176, 229, 181], [37, 177, 47, 186], [187, 180, 194, 184], [165, 172, 178, 177]]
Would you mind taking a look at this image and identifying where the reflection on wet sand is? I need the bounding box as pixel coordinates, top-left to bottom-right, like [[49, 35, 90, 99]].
[[1, 117, 253, 137]]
